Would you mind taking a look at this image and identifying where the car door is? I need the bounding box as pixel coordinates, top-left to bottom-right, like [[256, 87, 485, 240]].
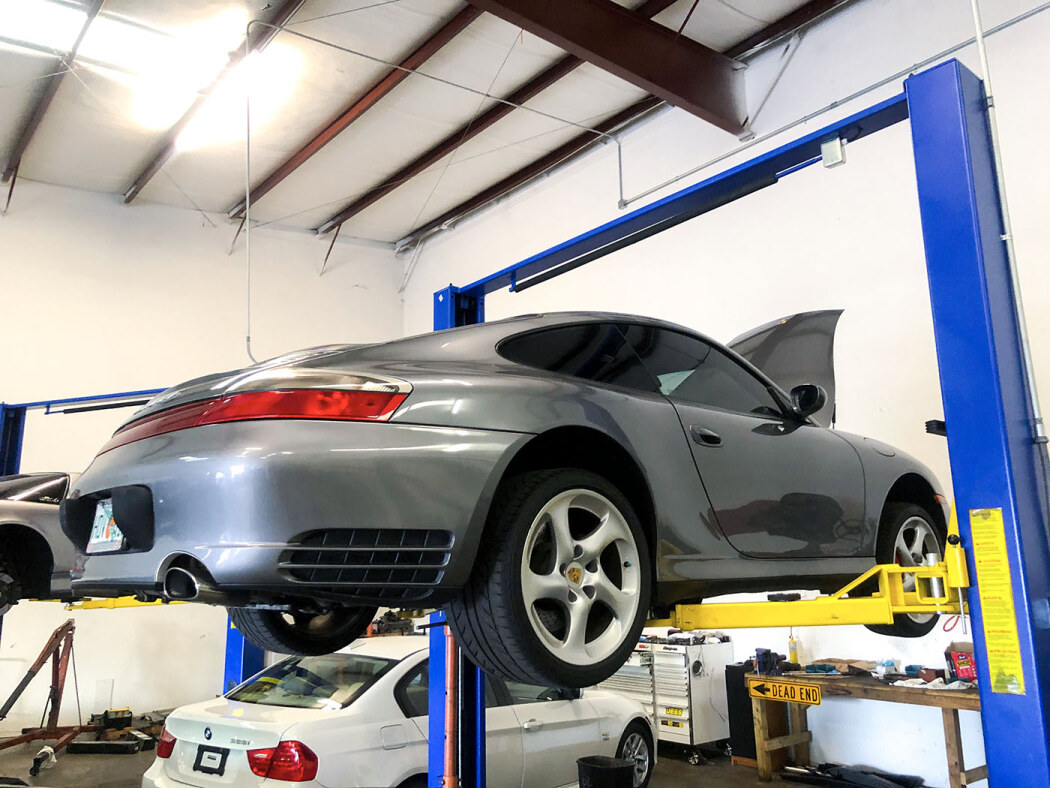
[[502, 679, 603, 788], [396, 659, 524, 788], [624, 325, 867, 558]]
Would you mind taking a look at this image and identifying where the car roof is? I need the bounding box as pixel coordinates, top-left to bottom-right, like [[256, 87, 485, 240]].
[[338, 635, 429, 661], [325, 311, 714, 366]]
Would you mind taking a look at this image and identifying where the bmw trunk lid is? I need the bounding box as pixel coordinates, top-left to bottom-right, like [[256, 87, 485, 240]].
[[161, 698, 320, 785]]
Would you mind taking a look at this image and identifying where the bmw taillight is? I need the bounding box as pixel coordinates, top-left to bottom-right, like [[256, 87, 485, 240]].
[[246, 741, 318, 782], [156, 726, 176, 759], [100, 378, 409, 455]]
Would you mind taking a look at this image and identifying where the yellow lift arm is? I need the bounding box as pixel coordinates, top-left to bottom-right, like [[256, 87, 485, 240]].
[[649, 509, 970, 631]]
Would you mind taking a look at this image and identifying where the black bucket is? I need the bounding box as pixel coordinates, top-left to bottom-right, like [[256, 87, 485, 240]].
[[577, 755, 636, 788]]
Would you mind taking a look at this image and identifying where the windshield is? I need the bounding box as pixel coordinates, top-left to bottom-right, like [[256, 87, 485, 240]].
[[0, 474, 68, 504], [226, 653, 395, 710]]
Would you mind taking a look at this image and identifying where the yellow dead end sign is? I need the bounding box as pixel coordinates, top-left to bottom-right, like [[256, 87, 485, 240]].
[[748, 678, 822, 705]]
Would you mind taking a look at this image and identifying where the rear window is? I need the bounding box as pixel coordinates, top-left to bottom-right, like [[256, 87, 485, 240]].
[[0, 474, 68, 504], [227, 653, 394, 710], [497, 323, 658, 393]]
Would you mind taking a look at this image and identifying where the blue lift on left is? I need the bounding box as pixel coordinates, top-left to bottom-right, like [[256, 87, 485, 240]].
[[0, 389, 265, 691]]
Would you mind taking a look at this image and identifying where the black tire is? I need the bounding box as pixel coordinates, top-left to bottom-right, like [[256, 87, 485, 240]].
[[617, 720, 655, 787], [0, 560, 22, 617], [447, 468, 652, 688], [865, 503, 946, 638], [228, 605, 377, 655], [396, 776, 427, 788]]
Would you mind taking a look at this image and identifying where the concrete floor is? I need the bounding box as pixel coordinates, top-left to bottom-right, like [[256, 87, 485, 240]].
[[0, 740, 782, 787]]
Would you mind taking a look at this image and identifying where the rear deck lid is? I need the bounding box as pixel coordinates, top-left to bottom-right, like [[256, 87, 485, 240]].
[[162, 698, 318, 785]]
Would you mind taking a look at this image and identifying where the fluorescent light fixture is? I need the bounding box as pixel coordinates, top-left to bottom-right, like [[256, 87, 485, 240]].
[[175, 42, 303, 151], [3, 1, 302, 151], [80, 7, 252, 132], [0, 0, 86, 53]]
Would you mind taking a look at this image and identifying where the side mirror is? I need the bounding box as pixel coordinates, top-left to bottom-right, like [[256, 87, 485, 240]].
[[557, 687, 583, 700], [791, 384, 827, 419]]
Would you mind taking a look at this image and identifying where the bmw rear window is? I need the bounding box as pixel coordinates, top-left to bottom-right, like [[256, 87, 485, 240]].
[[227, 653, 394, 710]]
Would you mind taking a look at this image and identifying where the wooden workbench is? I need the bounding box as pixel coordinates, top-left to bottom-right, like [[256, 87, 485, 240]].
[[748, 673, 986, 787]]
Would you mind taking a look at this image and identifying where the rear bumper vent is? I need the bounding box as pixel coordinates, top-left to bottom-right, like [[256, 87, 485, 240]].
[[279, 529, 453, 601]]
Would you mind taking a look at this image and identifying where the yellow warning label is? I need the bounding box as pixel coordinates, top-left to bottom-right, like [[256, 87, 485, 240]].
[[970, 508, 1025, 695], [748, 678, 821, 705]]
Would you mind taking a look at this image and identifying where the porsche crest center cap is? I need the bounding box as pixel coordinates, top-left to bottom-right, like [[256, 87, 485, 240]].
[[566, 566, 583, 586]]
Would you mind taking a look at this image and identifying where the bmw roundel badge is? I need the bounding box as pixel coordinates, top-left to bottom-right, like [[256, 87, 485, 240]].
[[204, 727, 212, 740]]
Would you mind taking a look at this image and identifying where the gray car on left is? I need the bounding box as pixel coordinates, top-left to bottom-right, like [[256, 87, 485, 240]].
[[0, 472, 79, 613]]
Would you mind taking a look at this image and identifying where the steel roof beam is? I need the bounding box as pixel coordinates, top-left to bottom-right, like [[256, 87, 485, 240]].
[[462, 0, 745, 133], [2, 0, 103, 183], [315, 0, 675, 234], [399, 96, 663, 248], [396, 0, 858, 248], [122, 0, 304, 205], [227, 6, 482, 220]]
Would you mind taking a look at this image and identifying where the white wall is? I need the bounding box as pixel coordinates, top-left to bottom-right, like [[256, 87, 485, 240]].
[[400, 0, 1050, 782], [1, 180, 403, 734]]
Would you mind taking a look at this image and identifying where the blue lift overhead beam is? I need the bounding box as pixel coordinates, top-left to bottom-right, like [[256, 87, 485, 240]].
[[431, 59, 1049, 786]]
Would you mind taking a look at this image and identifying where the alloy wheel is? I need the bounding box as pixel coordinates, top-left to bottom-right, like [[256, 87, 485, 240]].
[[520, 489, 641, 666], [892, 515, 943, 622], [620, 731, 650, 786]]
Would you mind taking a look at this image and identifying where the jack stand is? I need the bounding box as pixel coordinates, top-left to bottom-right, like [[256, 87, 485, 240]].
[[0, 620, 96, 771]]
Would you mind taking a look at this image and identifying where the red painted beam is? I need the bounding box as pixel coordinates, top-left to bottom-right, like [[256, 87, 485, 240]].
[[315, 54, 581, 233], [227, 6, 482, 219], [398, 96, 662, 246], [463, 0, 745, 133], [315, 0, 676, 233], [2, 0, 103, 182], [123, 0, 305, 205], [396, 0, 857, 247]]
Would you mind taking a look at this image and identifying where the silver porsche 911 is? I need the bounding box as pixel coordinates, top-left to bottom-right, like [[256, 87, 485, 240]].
[[61, 311, 947, 687]]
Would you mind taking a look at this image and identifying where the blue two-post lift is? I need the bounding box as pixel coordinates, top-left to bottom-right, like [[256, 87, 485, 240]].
[[0, 58, 1045, 788], [427, 60, 1049, 787]]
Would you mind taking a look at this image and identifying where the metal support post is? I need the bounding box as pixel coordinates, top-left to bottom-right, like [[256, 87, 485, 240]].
[[907, 60, 1050, 784], [434, 285, 484, 331], [223, 618, 265, 693], [428, 611, 485, 788], [0, 404, 27, 476], [430, 286, 486, 787]]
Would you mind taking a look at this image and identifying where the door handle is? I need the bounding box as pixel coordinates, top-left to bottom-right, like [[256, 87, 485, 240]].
[[690, 425, 723, 447], [523, 719, 544, 732]]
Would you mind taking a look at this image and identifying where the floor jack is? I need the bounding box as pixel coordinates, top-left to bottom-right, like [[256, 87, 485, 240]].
[[0, 619, 94, 776]]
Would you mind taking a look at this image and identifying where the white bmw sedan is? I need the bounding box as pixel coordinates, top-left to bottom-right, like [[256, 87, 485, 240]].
[[142, 636, 655, 788]]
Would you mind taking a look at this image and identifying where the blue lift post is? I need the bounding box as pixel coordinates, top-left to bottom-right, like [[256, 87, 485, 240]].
[[908, 61, 1050, 783], [428, 290, 487, 788], [0, 389, 266, 693], [428, 58, 1049, 786]]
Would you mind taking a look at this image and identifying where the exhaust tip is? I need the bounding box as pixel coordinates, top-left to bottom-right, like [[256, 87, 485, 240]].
[[164, 567, 199, 601]]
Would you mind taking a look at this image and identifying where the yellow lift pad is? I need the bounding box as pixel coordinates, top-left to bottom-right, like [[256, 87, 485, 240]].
[[748, 678, 822, 706]]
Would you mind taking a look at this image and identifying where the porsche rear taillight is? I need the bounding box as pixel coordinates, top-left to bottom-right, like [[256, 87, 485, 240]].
[[156, 726, 176, 759], [247, 741, 318, 782], [99, 388, 408, 455]]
